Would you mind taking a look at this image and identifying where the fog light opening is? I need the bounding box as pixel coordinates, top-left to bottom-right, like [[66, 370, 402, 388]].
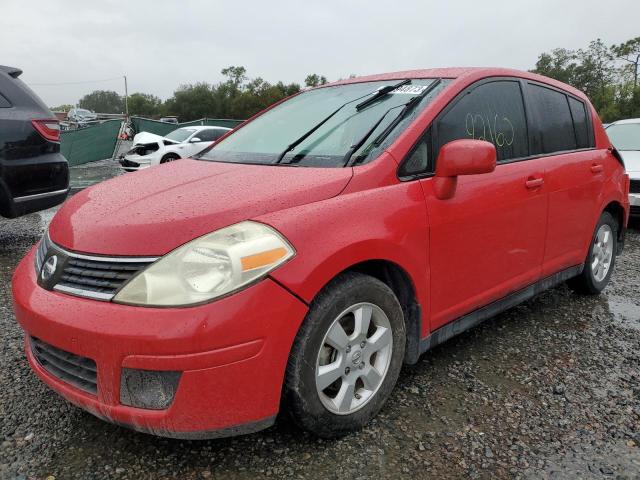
[[120, 368, 182, 410]]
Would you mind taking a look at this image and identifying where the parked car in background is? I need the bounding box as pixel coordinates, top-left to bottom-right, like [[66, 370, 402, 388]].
[[606, 118, 640, 216], [119, 125, 231, 171], [159, 116, 178, 124], [14, 68, 628, 440], [0, 65, 68, 218], [67, 107, 98, 126]]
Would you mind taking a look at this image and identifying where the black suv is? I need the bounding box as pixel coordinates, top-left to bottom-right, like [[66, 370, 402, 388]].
[[0, 65, 69, 218]]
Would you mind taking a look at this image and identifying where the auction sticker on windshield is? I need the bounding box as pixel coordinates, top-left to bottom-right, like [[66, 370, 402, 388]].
[[391, 84, 431, 95]]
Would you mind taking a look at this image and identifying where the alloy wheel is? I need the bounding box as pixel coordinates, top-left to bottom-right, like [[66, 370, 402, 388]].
[[591, 224, 614, 282], [315, 302, 393, 415]]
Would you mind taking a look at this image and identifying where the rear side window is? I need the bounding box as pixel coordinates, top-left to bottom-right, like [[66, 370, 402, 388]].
[[527, 84, 577, 154], [0, 92, 10, 108], [568, 97, 591, 149], [435, 80, 529, 163], [197, 129, 227, 142]]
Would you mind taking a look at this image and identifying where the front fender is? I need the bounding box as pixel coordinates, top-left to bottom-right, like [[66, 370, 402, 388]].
[[255, 180, 430, 317]]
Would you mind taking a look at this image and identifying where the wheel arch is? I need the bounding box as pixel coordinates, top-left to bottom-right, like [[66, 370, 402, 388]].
[[341, 259, 423, 364], [603, 200, 626, 253]]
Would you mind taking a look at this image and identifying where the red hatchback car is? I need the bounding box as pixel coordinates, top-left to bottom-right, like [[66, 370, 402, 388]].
[[13, 68, 629, 439]]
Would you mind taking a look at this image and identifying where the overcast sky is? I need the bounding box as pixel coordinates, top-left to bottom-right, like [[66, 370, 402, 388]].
[[2, 0, 639, 107]]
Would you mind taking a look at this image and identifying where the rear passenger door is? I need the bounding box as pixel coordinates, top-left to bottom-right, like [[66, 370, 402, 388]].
[[413, 79, 548, 330], [523, 83, 600, 276]]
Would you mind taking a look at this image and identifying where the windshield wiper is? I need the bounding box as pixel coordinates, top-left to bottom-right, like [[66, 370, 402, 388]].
[[276, 79, 412, 164], [354, 79, 411, 111], [343, 79, 442, 167]]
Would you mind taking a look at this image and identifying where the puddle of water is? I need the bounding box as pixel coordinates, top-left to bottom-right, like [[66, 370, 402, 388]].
[[606, 295, 640, 330]]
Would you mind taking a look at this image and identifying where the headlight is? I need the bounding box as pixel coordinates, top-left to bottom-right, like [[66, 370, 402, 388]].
[[113, 221, 294, 307]]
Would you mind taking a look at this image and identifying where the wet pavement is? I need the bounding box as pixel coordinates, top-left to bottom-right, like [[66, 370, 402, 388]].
[[0, 194, 639, 478]]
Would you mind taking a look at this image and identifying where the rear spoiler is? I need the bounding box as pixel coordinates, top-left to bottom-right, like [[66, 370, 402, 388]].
[[0, 65, 23, 78], [608, 146, 625, 168]]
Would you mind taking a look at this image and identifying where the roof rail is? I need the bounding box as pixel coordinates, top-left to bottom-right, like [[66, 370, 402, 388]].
[[0, 65, 23, 78]]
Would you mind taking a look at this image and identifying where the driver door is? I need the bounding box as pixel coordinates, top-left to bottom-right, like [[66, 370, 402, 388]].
[[415, 79, 548, 331]]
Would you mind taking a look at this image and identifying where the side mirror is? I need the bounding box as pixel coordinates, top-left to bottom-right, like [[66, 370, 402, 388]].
[[190, 137, 201, 143], [433, 139, 496, 199]]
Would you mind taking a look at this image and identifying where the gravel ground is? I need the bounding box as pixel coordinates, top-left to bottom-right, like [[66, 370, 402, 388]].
[[0, 208, 639, 479]]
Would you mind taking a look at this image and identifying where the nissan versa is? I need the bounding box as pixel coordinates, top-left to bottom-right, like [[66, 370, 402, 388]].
[[12, 68, 629, 439]]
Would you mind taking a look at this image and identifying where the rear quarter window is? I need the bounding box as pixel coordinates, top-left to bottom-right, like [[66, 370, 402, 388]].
[[527, 84, 577, 154]]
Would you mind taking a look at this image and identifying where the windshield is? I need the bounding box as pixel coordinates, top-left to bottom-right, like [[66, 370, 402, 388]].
[[606, 123, 640, 151], [165, 128, 197, 143], [198, 79, 448, 167]]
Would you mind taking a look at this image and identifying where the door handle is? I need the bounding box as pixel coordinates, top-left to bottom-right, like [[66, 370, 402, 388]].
[[525, 177, 544, 189], [590, 163, 604, 173]]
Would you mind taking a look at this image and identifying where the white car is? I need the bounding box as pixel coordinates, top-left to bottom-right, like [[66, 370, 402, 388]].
[[67, 108, 98, 126], [119, 126, 231, 172], [605, 119, 640, 216]]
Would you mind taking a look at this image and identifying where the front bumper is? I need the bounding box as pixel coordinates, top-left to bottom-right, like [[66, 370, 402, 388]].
[[629, 193, 640, 216], [13, 247, 308, 438], [119, 156, 151, 172]]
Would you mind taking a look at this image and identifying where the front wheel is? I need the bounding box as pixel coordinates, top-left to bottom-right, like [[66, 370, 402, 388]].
[[568, 211, 618, 294], [284, 272, 406, 438], [160, 153, 180, 164]]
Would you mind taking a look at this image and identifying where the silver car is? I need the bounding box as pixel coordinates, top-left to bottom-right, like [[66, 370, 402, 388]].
[[606, 119, 640, 216], [67, 107, 98, 125]]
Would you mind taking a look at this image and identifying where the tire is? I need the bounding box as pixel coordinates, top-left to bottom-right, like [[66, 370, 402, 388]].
[[160, 153, 180, 164], [568, 211, 618, 295], [284, 272, 406, 438]]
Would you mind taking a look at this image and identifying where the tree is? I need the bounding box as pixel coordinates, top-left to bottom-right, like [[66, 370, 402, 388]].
[[221, 66, 247, 89], [612, 37, 640, 88], [162, 67, 301, 121], [50, 104, 73, 112], [304, 74, 328, 87], [530, 37, 640, 122], [78, 90, 124, 114], [531, 48, 577, 84], [128, 93, 162, 117], [163, 83, 219, 121], [573, 39, 614, 109]]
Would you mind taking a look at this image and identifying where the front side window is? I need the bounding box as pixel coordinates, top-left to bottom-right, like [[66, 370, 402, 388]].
[[528, 84, 576, 154], [198, 79, 449, 168], [435, 80, 529, 163], [194, 129, 218, 142], [606, 123, 640, 151]]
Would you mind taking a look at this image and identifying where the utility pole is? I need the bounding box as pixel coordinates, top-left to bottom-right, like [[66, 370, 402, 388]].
[[123, 75, 129, 118]]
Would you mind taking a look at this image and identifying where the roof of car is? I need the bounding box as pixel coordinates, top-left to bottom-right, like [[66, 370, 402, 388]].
[[322, 67, 587, 102], [187, 125, 232, 131], [608, 118, 640, 125]]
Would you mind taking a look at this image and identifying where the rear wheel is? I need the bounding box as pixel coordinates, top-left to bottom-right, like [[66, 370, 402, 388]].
[[160, 153, 180, 164], [284, 272, 406, 438], [568, 211, 617, 294]]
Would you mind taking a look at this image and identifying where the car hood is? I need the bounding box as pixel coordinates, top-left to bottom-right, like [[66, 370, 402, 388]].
[[49, 159, 353, 256], [619, 150, 640, 176]]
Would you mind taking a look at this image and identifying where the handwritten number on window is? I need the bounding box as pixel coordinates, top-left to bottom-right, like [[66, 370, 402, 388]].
[[465, 113, 514, 148]]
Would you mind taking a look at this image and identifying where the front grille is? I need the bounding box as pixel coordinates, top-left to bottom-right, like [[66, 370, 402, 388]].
[[57, 256, 152, 299], [34, 232, 157, 301], [630, 179, 640, 194], [34, 233, 50, 272], [30, 336, 97, 394]]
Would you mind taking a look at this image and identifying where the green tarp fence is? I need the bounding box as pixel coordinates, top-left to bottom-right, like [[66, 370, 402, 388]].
[[130, 117, 244, 137], [60, 120, 122, 166]]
